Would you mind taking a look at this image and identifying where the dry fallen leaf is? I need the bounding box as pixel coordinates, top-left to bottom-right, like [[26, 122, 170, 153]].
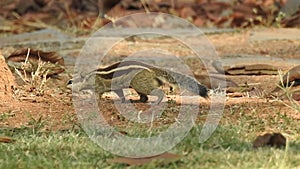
[[253, 132, 286, 149], [270, 65, 300, 96], [0, 136, 15, 143], [279, 65, 300, 87], [107, 153, 181, 166]]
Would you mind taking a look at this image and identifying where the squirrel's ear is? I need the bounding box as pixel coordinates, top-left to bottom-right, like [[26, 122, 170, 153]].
[[169, 86, 173, 92]]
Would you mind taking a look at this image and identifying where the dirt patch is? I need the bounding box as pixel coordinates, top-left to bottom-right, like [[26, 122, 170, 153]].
[[0, 52, 16, 100], [0, 87, 74, 130]]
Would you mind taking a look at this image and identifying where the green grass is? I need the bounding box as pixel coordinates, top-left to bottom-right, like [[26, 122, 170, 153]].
[[0, 118, 300, 169], [0, 127, 110, 169]]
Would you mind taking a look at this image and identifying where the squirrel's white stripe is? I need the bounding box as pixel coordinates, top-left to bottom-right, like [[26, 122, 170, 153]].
[[95, 65, 152, 75], [84, 65, 152, 80]]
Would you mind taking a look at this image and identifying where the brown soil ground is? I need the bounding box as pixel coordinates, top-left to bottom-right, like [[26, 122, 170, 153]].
[[0, 53, 15, 100], [1, 29, 300, 133]]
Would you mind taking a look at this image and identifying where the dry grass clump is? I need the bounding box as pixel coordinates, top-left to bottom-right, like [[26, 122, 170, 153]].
[[275, 70, 300, 113], [13, 48, 49, 96]]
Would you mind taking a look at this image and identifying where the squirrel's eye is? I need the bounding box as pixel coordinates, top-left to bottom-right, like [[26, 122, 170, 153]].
[[67, 79, 73, 85]]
